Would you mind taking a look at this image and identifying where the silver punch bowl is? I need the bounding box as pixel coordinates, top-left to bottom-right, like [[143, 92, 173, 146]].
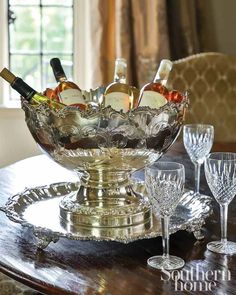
[[22, 89, 188, 234]]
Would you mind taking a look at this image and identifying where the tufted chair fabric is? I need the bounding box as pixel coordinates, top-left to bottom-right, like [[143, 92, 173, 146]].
[[167, 52, 236, 142]]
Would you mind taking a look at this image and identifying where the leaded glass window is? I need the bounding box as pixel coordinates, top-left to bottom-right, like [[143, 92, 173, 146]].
[[8, 0, 74, 100]]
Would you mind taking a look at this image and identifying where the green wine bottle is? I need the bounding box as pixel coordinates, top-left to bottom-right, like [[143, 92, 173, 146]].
[[0, 68, 65, 111]]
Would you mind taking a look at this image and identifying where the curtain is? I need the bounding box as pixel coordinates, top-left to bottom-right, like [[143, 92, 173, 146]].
[[86, 0, 170, 88], [166, 0, 201, 60], [85, 0, 201, 89], [87, 0, 116, 88], [116, 0, 170, 87]]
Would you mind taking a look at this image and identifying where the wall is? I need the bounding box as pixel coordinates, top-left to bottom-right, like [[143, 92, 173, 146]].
[[211, 0, 236, 55], [0, 108, 41, 168], [199, 0, 236, 56]]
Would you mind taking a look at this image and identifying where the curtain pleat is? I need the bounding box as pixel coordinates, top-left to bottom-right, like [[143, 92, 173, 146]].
[[166, 0, 201, 60], [87, 0, 115, 87], [84, 0, 200, 88]]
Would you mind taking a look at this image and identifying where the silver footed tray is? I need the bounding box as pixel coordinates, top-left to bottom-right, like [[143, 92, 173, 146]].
[[1, 182, 212, 249]]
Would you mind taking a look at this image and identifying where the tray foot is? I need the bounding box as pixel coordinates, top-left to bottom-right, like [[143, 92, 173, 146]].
[[34, 231, 59, 249], [186, 221, 205, 240], [193, 229, 205, 240]]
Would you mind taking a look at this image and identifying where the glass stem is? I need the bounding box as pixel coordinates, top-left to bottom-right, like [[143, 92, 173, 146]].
[[220, 204, 228, 244], [161, 216, 170, 258], [194, 163, 201, 194]]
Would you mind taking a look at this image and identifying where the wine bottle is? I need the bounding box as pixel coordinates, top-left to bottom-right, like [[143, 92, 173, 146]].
[[50, 58, 86, 110], [0, 68, 65, 110], [138, 59, 173, 108], [103, 58, 132, 112]]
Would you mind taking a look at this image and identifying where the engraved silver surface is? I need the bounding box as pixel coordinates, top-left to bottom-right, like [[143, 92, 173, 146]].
[[21, 87, 189, 229], [1, 182, 212, 244]]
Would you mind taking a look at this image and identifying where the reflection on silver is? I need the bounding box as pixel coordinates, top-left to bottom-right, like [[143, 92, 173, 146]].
[[21, 88, 188, 229], [1, 182, 212, 248]]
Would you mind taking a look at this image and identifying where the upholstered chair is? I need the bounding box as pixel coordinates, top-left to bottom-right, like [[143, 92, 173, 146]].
[[167, 52, 236, 142]]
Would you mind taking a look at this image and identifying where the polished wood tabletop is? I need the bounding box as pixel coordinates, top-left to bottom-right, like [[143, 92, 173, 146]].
[[0, 142, 235, 295]]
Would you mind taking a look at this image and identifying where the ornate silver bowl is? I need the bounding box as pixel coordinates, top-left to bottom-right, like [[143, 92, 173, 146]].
[[22, 89, 188, 230]]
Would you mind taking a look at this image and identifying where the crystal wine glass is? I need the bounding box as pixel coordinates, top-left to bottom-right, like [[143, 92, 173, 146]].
[[145, 162, 185, 270], [183, 124, 214, 195], [204, 152, 236, 254]]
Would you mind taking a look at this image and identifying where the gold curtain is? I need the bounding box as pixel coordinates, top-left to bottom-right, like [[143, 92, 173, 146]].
[[85, 0, 200, 88], [87, 0, 116, 88], [116, 0, 170, 87], [166, 0, 201, 59], [86, 0, 170, 88]]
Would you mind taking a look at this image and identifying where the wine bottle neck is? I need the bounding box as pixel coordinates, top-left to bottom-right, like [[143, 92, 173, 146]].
[[114, 75, 126, 84], [11, 77, 37, 101], [58, 76, 67, 83], [153, 59, 173, 86], [153, 75, 168, 86], [114, 58, 127, 84], [50, 58, 67, 82]]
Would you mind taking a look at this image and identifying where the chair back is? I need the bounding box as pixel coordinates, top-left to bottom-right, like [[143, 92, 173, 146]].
[[168, 52, 236, 142]]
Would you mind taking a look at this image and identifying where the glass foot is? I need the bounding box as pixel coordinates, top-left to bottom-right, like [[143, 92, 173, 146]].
[[207, 241, 236, 255], [147, 255, 185, 270]]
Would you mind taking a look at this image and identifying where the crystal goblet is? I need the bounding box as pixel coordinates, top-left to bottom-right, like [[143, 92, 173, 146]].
[[204, 152, 236, 254], [183, 124, 214, 195], [145, 161, 185, 270]]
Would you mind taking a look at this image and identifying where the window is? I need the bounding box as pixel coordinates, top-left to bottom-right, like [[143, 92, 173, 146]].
[[0, 0, 84, 107]]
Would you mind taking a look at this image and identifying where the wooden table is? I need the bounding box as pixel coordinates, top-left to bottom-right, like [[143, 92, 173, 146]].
[[0, 142, 235, 295]]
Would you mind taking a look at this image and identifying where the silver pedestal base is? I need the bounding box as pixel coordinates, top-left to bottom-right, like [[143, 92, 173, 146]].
[[59, 184, 151, 228]]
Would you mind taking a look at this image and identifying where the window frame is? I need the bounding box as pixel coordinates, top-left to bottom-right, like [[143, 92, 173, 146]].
[[0, 0, 87, 108], [0, 0, 10, 107]]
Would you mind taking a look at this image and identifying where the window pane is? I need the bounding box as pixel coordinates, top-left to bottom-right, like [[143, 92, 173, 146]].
[[42, 7, 73, 54], [9, 7, 40, 53], [42, 55, 73, 89], [10, 55, 41, 99], [8, 1, 74, 101], [10, 0, 39, 5], [41, 0, 73, 6]]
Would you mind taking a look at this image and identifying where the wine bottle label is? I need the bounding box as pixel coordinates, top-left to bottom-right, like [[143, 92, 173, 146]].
[[139, 90, 167, 109], [104, 92, 130, 112], [59, 89, 84, 105]]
